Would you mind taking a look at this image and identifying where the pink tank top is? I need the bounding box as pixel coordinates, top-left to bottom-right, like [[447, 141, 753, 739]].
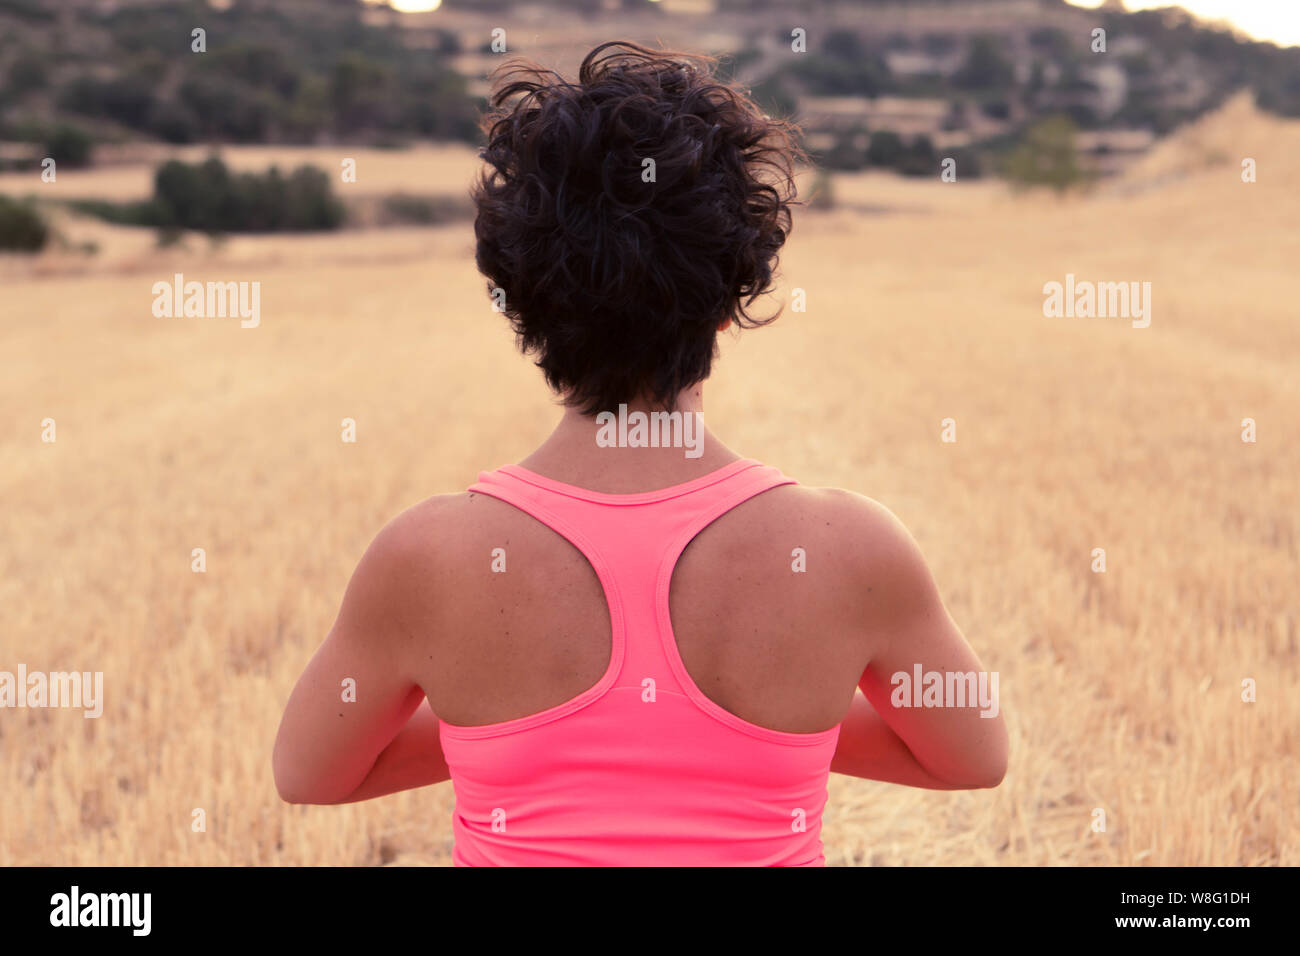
[[439, 458, 841, 866]]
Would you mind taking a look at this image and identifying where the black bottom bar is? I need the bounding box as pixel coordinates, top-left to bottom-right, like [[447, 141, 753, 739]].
[[1, 865, 1278, 943]]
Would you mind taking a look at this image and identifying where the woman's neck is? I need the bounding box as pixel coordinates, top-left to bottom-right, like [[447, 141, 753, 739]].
[[516, 385, 743, 493]]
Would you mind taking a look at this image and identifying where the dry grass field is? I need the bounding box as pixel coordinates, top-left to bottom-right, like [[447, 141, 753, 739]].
[[1, 93, 1295, 865]]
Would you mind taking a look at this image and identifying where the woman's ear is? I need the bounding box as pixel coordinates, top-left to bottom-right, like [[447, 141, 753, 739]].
[[717, 317, 731, 331]]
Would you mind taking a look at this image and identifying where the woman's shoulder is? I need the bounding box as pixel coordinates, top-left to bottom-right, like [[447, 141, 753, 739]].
[[687, 477, 919, 568], [747, 481, 932, 588], [365, 490, 503, 564], [755, 481, 906, 534], [364, 480, 927, 589]]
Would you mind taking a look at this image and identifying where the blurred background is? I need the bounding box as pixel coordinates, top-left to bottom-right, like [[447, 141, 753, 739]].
[[0, 0, 1296, 865]]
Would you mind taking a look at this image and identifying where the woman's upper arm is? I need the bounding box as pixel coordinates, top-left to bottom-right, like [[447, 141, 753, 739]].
[[272, 507, 438, 804], [845, 494, 1009, 788]]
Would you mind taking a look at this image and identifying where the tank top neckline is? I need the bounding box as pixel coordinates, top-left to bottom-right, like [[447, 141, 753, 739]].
[[495, 457, 762, 505]]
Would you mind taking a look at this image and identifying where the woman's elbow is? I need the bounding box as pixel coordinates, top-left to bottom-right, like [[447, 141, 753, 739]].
[[273, 762, 310, 805], [939, 758, 1007, 790], [965, 759, 1007, 789], [274, 777, 314, 805], [272, 748, 326, 805], [274, 774, 343, 806], [943, 724, 1009, 789], [964, 735, 1009, 789]]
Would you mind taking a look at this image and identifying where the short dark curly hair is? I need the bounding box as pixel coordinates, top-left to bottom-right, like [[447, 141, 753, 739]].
[[471, 40, 805, 415]]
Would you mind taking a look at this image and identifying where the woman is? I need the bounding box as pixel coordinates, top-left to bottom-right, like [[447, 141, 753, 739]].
[[273, 41, 1008, 866]]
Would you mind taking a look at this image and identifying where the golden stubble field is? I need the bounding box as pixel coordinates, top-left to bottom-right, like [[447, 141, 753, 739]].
[[1, 94, 1296, 865]]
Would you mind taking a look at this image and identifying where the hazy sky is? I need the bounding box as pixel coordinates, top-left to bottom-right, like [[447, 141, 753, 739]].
[[371, 1, 1300, 49], [1068, 0, 1300, 47]]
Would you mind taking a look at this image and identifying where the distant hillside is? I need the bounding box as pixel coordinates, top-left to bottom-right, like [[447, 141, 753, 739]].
[[2, 0, 1298, 185], [721, 0, 1300, 178], [1112, 89, 1300, 194], [0, 0, 479, 154]]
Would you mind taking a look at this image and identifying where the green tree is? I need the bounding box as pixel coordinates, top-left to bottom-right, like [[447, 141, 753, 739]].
[[7, 52, 47, 93], [820, 128, 869, 171], [0, 196, 48, 252], [151, 156, 342, 233], [867, 129, 904, 168], [44, 124, 94, 167], [897, 135, 938, 177], [1003, 115, 1085, 194], [954, 36, 1016, 92], [808, 168, 835, 210]]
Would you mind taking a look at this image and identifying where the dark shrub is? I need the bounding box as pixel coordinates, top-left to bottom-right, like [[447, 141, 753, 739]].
[[0, 196, 48, 252], [44, 125, 94, 168]]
